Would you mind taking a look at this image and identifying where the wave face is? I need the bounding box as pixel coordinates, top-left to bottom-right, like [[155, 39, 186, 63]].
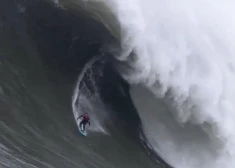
[[0, 0, 162, 168], [83, 0, 235, 168]]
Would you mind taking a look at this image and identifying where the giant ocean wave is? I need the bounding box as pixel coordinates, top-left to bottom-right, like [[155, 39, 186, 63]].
[[1, 0, 235, 168], [68, 0, 235, 168]]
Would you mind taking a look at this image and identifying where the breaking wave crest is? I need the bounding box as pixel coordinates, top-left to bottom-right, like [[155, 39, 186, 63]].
[[68, 0, 235, 168]]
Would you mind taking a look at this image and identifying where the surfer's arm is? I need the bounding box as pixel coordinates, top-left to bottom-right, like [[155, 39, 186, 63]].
[[89, 121, 91, 126], [77, 114, 84, 120]]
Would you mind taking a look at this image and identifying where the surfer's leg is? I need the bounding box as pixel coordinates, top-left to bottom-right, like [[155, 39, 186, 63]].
[[83, 124, 85, 131], [80, 120, 86, 131], [83, 121, 88, 131], [79, 120, 84, 129], [79, 121, 83, 127], [83, 122, 87, 130]]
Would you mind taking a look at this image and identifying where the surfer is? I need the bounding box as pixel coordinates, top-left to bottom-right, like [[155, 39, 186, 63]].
[[77, 113, 90, 131]]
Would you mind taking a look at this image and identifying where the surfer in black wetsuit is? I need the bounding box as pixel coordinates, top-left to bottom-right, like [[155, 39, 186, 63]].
[[77, 113, 90, 131]]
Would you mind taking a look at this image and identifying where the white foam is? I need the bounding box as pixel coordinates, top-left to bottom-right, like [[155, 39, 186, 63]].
[[83, 0, 235, 167], [72, 57, 109, 134]]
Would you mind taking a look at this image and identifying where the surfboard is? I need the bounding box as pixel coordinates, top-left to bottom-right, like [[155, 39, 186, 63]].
[[78, 125, 87, 136], [77, 117, 88, 136]]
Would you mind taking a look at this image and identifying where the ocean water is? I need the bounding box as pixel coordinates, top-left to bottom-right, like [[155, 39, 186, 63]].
[[1, 0, 235, 168]]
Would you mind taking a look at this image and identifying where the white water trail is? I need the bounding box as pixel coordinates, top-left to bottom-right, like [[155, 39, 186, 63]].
[[72, 57, 109, 134], [76, 0, 235, 168]]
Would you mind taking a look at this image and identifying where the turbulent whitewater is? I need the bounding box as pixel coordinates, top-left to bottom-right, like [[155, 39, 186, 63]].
[[69, 0, 235, 168]]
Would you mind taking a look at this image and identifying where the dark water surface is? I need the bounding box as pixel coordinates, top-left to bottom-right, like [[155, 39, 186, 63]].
[[0, 1, 165, 168]]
